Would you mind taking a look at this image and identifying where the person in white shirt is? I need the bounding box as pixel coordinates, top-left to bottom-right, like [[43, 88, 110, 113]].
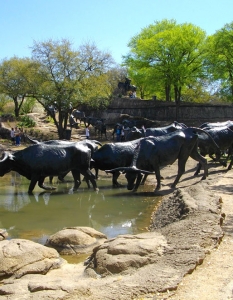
[[10, 128, 15, 144]]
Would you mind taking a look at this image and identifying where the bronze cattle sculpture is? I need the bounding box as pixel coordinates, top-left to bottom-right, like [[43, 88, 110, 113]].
[[0, 143, 98, 193]]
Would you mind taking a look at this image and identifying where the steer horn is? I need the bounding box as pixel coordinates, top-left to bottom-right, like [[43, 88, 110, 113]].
[[0, 151, 10, 162], [25, 135, 40, 144], [105, 166, 154, 175]]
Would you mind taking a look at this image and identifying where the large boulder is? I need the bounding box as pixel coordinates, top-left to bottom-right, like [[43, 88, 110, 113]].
[[0, 239, 62, 279], [45, 226, 107, 255], [86, 231, 169, 276]]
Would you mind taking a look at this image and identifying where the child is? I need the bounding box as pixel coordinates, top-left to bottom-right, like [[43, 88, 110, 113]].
[[15, 127, 21, 146]]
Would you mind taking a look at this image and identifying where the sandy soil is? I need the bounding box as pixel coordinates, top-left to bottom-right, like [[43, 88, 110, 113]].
[[166, 172, 233, 300], [144, 159, 233, 300]]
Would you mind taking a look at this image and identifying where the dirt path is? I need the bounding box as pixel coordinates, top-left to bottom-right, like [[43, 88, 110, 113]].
[[160, 169, 233, 300]]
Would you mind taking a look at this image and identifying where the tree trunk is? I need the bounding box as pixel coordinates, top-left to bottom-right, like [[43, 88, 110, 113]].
[[13, 97, 20, 118], [174, 85, 182, 121], [58, 110, 65, 139], [165, 84, 171, 101], [229, 71, 233, 97], [13, 95, 25, 118]]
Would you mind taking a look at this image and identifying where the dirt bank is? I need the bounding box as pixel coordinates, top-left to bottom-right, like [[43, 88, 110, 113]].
[[145, 159, 233, 300]]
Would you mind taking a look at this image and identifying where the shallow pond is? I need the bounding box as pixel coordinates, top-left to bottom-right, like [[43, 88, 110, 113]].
[[0, 171, 160, 245]]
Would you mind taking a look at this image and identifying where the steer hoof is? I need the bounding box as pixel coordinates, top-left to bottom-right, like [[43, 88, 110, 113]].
[[41, 185, 56, 191], [112, 182, 122, 188], [154, 185, 161, 191], [73, 181, 81, 190], [58, 176, 65, 182]]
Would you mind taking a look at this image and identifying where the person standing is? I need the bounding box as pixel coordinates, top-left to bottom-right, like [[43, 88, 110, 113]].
[[10, 128, 15, 145], [116, 126, 121, 142], [85, 125, 90, 139], [121, 126, 125, 141], [15, 127, 21, 146]]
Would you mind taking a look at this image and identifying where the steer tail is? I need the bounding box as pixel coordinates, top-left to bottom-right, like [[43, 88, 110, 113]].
[[188, 127, 220, 150]]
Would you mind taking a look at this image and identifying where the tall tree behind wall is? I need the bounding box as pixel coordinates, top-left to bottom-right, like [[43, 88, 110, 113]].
[[123, 19, 207, 111], [31, 39, 114, 139], [205, 21, 233, 102]]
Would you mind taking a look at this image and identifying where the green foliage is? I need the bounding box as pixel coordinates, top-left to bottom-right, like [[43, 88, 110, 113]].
[[30, 39, 114, 138], [17, 115, 36, 128], [0, 94, 11, 112], [205, 22, 233, 100], [124, 19, 207, 103], [0, 57, 40, 117], [20, 97, 36, 114], [0, 113, 15, 121]]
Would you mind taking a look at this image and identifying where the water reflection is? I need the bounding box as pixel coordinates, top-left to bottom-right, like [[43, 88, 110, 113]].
[[0, 172, 160, 244]]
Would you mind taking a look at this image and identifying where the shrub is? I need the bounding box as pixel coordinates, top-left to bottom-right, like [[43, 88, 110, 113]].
[[17, 115, 36, 128], [0, 113, 15, 122], [21, 97, 36, 114]]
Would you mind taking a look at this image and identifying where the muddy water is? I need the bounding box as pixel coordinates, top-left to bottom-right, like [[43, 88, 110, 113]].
[[0, 171, 160, 246]]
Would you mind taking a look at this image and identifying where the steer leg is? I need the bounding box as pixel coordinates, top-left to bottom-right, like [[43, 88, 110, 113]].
[[154, 166, 162, 191], [38, 177, 56, 191], [112, 171, 121, 187], [190, 150, 208, 180], [194, 162, 202, 176], [94, 167, 99, 179], [140, 174, 148, 185], [71, 170, 81, 190], [228, 159, 233, 170], [132, 173, 143, 191], [171, 158, 188, 188], [28, 177, 38, 194], [81, 169, 98, 191], [227, 148, 233, 170]]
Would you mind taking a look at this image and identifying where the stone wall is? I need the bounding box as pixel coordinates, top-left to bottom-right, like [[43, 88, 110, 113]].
[[87, 97, 233, 126]]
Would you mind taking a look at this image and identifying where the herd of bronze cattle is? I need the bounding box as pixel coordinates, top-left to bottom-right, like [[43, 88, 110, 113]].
[[0, 119, 233, 194]]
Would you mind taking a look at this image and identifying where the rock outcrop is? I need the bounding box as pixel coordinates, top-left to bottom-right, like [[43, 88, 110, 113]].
[[45, 226, 107, 255], [0, 239, 62, 279]]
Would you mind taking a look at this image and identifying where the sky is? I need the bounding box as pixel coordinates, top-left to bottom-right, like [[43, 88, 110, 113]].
[[1, 0, 233, 64]]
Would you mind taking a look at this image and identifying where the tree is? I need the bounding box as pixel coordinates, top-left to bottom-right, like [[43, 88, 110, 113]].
[[31, 39, 114, 139], [0, 57, 39, 117], [123, 19, 207, 109], [205, 22, 233, 101], [0, 94, 12, 112]]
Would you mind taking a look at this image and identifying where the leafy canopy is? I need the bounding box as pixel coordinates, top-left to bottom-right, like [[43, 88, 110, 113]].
[[124, 19, 207, 103]]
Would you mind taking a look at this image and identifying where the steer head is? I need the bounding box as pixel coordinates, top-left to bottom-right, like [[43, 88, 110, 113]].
[[0, 152, 14, 176], [106, 166, 153, 191], [126, 127, 144, 141]]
